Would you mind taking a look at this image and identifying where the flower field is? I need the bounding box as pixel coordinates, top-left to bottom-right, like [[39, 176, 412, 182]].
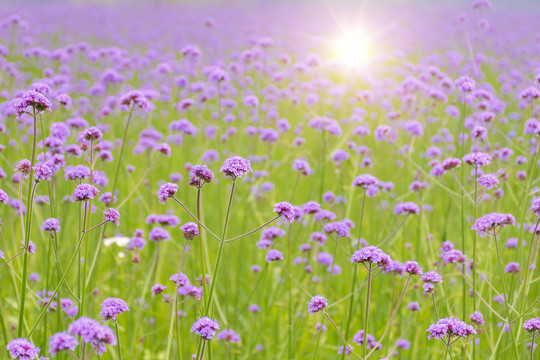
[[1, 1, 540, 359]]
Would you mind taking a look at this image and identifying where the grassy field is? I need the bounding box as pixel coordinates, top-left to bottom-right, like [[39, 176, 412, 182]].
[[0, 1, 539, 359]]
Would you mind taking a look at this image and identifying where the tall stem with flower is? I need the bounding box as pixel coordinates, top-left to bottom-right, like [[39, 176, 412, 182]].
[[14, 90, 53, 336]]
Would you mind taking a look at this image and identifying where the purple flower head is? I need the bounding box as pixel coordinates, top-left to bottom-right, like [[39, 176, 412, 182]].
[[469, 312, 485, 326], [155, 143, 171, 157], [478, 174, 498, 189], [68, 317, 100, 342], [407, 302, 421, 311], [317, 252, 333, 266], [15, 159, 32, 178], [504, 262, 520, 274], [48, 332, 78, 355], [302, 201, 321, 215], [33, 164, 53, 182], [351, 246, 391, 268], [421, 271, 443, 284], [103, 208, 120, 226], [220, 156, 252, 179], [323, 221, 351, 238], [189, 164, 214, 188], [314, 210, 337, 221], [394, 202, 420, 215], [99, 297, 129, 321], [169, 272, 190, 287], [403, 261, 423, 275], [21, 240, 36, 254], [151, 283, 166, 296], [6, 338, 40, 360], [442, 249, 468, 264], [396, 339, 410, 350], [72, 184, 99, 201], [427, 317, 476, 340], [158, 183, 178, 203], [455, 76, 476, 93], [180, 222, 199, 240], [79, 127, 102, 142], [216, 329, 241, 343], [338, 345, 353, 355], [0, 189, 7, 204], [463, 152, 491, 167], [530, 198, 540, 217], [191, 317, 220, 340], [352, 174, 378, 189], [471, 212, 515, 236], [41, 218, 60, 232], [273, 201, 295, 222], [524, 318, 540, 333], [243, 94, 259, 107], [56, 93, 72, 108], [293, 158, 312, 176], [352, 330, 380, 350], [265, 249, 284, 263], [14, 90, 52, 117], [119, 90, 150, 112], [441, 157, 461, 171], [307, 295, 328, 314], [149, 227, 170, 242], [384, 260, 404, 275], [423, 283, 435, 295]]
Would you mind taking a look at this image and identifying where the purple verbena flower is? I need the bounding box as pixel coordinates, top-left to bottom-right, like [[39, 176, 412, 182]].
[[180, 222, 199, 240], [190, 317, 220, 340], [6, 338, 40, 360], [99, 297, 129, 321], [471, 213, 515, 236], [157, 183, 178, 203], [265, 249, 284, 262], [220, 156, 252, 179], [48, 332, 78, 355], [307, 295, 328, 314], [41, 218, 60, 232], [72, 183, 99, 201], [350, 246, 391, 268], [103, 208, 120, 226], [273, 201, 295, 222], [403, 261, 423, 275], [216, 329, 241, 343]]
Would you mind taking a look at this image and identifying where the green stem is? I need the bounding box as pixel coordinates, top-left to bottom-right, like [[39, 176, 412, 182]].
[[493, 231, 519, 359], [18, 110, 38, 337], [111, 106, 134, 198], [165, 239, 189, 359], [341, 189, 366, 360], [460, 100, 467, 322], [531, 334, 536, 360], [366, 275, 411, 358], [114, 320, 122, 360], [81, 143, 94, 316], [322, 310, 362, 360], [205, 180, 236, 314], [197, 188, 208, 313], [223, 217, 279, 243], [287, 223, 293, 360], [363, 265, 372, 357]]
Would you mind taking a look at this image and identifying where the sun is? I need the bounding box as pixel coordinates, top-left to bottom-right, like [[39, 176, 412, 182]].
[[332, 29, 374, 68]]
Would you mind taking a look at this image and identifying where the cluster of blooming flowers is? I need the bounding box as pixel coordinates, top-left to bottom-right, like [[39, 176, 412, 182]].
[[427, 317, 476, 342], [471, 212, 516, 236], [166, 272, 203, 300]]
